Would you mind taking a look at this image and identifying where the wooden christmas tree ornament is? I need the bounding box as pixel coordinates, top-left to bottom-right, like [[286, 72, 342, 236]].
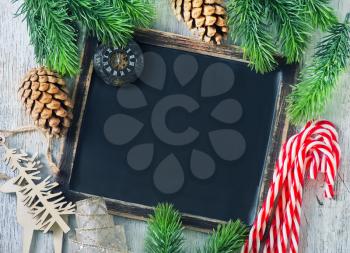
[[0, 135, 75, 253], [18, 66, 74, 138], [171, 0, 228, 44]]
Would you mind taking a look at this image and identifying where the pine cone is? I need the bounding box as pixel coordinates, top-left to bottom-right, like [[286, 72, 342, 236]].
[[18, 67, 74, 138], [171, 0, 228, 44]]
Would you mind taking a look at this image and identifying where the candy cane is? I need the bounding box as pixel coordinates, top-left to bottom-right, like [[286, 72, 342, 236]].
[[242, 120, 341, 253]]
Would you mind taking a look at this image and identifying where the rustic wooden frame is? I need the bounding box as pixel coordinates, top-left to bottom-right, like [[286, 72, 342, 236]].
[[59, 29, 298, 232]]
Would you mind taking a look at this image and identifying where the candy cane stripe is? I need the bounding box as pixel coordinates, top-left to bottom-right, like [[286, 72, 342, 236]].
[[242, 120, 341, 253]]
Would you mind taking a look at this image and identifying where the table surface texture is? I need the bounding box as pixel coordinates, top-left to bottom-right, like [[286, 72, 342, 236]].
[[0, 0, 350, 252]]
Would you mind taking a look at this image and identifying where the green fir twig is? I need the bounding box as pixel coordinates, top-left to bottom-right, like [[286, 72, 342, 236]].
[[265, 0, 312, 63], [227, 0, 338, 73], [68, 0, 134, 47], [14, 0, 79, 76], [227, 0, 277, 73], [287, 13, 350, 125], [145, 203, 249, 253], [300, 0, 338, 30], [198, 220, 248, 253], [13, 0, 155, 77], [145, 203, 184, 253], [111, 0, 155, 28]]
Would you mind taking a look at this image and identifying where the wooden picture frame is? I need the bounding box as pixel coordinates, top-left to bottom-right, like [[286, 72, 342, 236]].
[[59, 29, 298, 232]]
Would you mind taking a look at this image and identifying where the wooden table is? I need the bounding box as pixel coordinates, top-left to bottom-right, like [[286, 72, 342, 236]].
[[0, 0, 349, 252]]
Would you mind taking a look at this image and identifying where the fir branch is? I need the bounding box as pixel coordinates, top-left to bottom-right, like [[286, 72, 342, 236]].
[[14, 0, 79, 76], [287, 14, 350, 125], [110, 0, 155, 28], [265, 0, 312, 63], [68, 0, 134, 47], [198, 220, 248, 253], [227, 0, 277, 73], [145, 203, 184, 253], [300, 0, 338, 30]]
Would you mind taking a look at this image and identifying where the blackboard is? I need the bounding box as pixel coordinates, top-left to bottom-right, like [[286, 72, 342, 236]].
[[61, 29, 297, 230]]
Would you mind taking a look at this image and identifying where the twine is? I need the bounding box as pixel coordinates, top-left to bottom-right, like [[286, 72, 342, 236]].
[[0, 126, 62, 174], [69, 237, 129, 253], [0, 172, 10, 180], [71, 197, 129, 253], [76, 226, 116, 232]]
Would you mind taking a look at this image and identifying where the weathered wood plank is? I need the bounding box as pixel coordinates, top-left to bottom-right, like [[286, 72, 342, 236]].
[[0, 1, 58, 252], [1, 0, 350, 252], [298, 2, 350, 252]]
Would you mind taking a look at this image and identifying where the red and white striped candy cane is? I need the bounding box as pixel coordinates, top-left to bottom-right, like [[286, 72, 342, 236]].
[[242, 120, 341, 253]]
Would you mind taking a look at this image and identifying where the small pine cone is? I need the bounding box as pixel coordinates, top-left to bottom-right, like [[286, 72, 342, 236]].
[[171, 0, 228, 44], [18, 67, 74, 138]]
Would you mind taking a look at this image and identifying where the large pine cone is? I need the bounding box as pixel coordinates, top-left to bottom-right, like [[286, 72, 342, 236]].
[[171, 0, 228, 44], [18, 67, 74, 137]]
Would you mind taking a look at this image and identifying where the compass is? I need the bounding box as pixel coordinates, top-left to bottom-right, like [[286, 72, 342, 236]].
[[94, 40, 144, 87]]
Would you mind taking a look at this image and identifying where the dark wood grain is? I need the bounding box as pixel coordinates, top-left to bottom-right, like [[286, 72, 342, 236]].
[[256, 64, 298, 210], [66, 190, 224, 233], [58, 37, 97, 189], [135, 28, 285, 64], [59, 29, 298, 231]]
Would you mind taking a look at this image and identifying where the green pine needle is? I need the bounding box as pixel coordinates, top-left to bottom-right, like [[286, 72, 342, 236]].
[[14, 0, 153, 76], [287, 13, 350, 125], [300, 0, 338, 30], [199, 220, 248, 253], [68, 0, 134, 47], [145, 203, 184, 253], [227, 0, 277, 73], [111, 0, 156, 28], [15, 0, 79, 76], [266, 0, 312, 63]]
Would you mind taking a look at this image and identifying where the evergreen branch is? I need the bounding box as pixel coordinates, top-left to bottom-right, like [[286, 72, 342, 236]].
[[228, 0, 277, 73], [110, 0, 155, 28], [145, 203, 184, 253], [198, 220, 248, 253], [14, 0, 79, 76], [265, 0, 312, 63], [300, 0, 338, 30], [68, 0, 134, 47], [287, 14, 350, 125]]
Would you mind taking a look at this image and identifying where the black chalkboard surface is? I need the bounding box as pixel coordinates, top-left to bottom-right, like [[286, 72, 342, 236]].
[[62, 29, 297, 230]]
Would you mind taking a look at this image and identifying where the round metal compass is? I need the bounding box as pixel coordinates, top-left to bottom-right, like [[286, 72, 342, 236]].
[[93, 40, 144, 87]]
